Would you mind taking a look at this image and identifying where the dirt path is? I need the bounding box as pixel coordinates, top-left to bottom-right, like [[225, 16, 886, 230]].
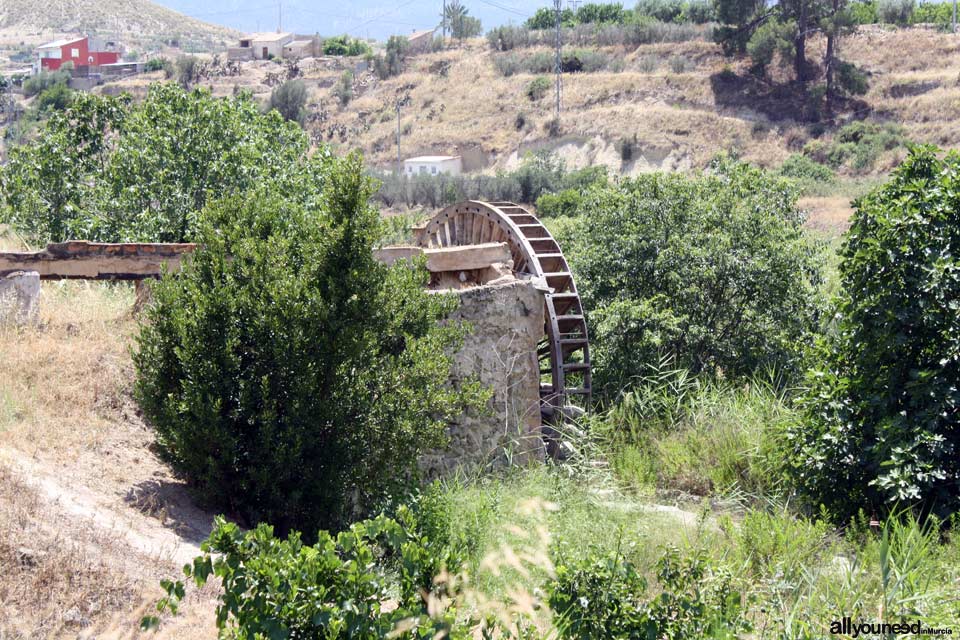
[[0, 449, 205, 569]]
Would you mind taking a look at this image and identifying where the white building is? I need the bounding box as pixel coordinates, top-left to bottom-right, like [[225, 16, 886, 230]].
[[232, 32, 294, 60], [404, 155, 463, 177]]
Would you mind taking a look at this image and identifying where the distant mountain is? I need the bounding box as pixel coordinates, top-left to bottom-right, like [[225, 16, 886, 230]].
[[0, 0, 237, 49]]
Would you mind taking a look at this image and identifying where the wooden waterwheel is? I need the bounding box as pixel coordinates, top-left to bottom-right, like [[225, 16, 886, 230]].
[[416, 200, 592, 416]]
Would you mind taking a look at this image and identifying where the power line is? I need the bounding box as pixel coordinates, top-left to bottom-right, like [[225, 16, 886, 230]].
[[346, 0, 420, 34], [474, 0, 531, 18], [553, 0, 561, 118]]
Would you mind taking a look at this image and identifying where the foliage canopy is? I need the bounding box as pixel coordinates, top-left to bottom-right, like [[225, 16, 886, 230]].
[[134, 154, 485, 535], [1, 84, 309, 242], [790, 147, 960, 522], [564, 157, 822, 399]]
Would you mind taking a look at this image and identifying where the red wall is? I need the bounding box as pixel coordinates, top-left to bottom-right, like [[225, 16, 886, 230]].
[[40, 38, 119, 71]]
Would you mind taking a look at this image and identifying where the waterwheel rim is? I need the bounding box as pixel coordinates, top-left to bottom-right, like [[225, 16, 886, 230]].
[[416, 200, 592, 414]]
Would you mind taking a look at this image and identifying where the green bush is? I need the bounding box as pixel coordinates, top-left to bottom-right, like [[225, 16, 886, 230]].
[[549, 547, 748, 639], [322, 34, 372, 56], [268, 78, 307, 123], [22, 70, 70, 97], [790, 147, 960, 523], [144, 507, 466, 636], [0, 84, 309, 243], [877, 0, 916, 23], [850, 0, 880, 23], [779, 153, 836, 183], [564, 156, 821, 398], [334, 70, 353, 106], [35, 83, 73, 112], [804, 120, 908, 173], [535, 188, 583, 217], [525, 75, 551, 101], [144, 57, 171, 73], [373, 35, 409, 79], [133, 165, 485, 535], [911, 1, 955, 25]]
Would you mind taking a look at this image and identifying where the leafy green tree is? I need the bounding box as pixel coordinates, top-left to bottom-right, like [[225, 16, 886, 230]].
[[175, 55, 200, 88], [268, 78, 307, 123], [526, 6, 576, 28], [714, 0, 768, 54], [444, 0, 483, 41], [134, 157, 485, 535], [322, 35, 372, 56], [564, 157, 821, 399], [576, 2, 629, 23], [746, 18, 796, 74], [36, 83, 73, 112], [0, 84, 308, 242], [334, 70, 353, 106], [373, 36, 409, 79], [790, 147, 960, 523]]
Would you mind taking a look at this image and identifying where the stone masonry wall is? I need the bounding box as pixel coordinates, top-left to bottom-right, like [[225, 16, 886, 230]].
[[420, 278, 546, 476]]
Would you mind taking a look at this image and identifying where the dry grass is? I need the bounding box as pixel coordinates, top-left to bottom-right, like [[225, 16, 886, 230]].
[[0, 231, 220, 636], [800, 196, 856, 234], [87, 25, 960, 178]]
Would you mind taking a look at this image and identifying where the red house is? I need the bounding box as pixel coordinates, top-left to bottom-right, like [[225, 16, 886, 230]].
[[35, 36, 119, 72]]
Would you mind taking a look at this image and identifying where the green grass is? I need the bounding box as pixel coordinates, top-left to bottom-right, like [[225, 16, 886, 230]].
[[596, 368, 796, 502]]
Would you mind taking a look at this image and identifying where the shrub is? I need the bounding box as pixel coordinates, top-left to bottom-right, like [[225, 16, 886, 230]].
[[636, 0, 685, 22], [175, 55, 200, 88], [790, 147, 960, 523], [668, 54, 688, 73], [877, 0, 915, 23], [0, 84, 312, 243], [836, 61, 869, 97], [145, 507, 466, 636], [144, 57, 169, 72], [536, 188, 583, 217], [322, 34, 372, 56], [850, 0, 880, 23], [514, 110, 527, 130], [133, 163, 485, 535], [35, 83, 73, 112], [372, 35, 409, 79], [564, 156, 821, 398], [805, 121, 908, 173], [526, 75, 552, 100], [334, 70, 353, 106], [268, 78, 307, 123], [911, 1, 954, 25], [779, 154, 835, 183], [549, 547, 749, 638], [544, 116, 562, 137], [21, 70, 69, 97]]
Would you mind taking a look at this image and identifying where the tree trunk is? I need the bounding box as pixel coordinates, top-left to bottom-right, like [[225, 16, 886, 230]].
[[795, 0, 808, 81], [825, 31, 835, 112]]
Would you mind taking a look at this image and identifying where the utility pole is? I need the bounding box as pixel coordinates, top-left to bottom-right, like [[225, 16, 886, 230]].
[[442, 0, 447, 40], [554, 0, 562, 119], [278, 2, 282, 32], [953, 0, 957, 33], [396, 101, 402, 172]]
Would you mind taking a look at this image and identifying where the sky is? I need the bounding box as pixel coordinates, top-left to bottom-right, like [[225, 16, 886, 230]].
[[153, 0, 556, 41]]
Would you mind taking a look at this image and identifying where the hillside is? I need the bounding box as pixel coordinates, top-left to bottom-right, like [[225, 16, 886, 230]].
[[98, 24, 960, 182], [0, 0, 236, 50]]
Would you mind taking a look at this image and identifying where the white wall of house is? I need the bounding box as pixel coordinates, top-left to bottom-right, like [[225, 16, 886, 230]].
[[404, 156, 463, 177]]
